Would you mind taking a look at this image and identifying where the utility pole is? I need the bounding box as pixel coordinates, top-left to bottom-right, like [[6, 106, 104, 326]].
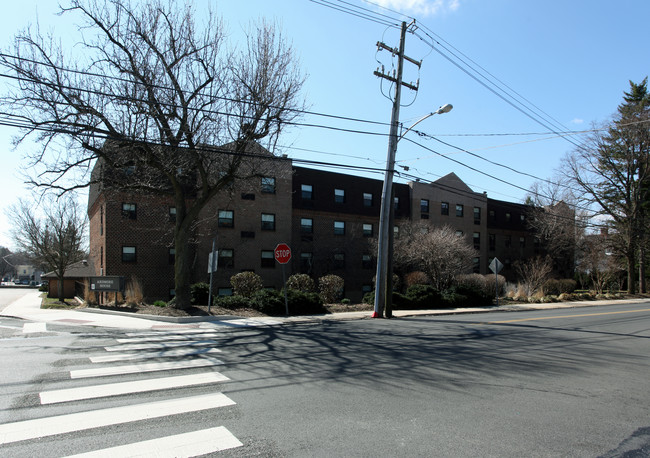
[[373, 20, 420, 318]]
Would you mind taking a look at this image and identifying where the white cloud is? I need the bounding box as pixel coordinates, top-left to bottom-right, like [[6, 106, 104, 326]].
[[370, 0, 461, 17], [570, 118, 584, 125]]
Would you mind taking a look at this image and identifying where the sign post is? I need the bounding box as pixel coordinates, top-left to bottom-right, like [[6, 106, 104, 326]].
[[488, 257, 504, 306], [274, 243, 292, 316], [207, 236, 217, 313]]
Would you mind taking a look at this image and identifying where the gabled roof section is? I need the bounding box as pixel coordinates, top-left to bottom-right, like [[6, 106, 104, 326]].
[[43, 260, 96, 279], [432, 172, 475, 193]]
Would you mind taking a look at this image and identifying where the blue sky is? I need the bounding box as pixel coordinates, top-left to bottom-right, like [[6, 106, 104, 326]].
[[0, 0, 648, 249]]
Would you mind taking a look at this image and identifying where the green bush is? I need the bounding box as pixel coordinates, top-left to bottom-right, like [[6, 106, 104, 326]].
[[404, 284, 443, 309], [286, 289, 325, 315], [442, 283, 493, 308], [230, 271, 264, 298], [153, 300, 167, 307], [250, 289, 286, 315], [190, 282, 210, 305], [213, 295, 251, 310], [341, 298, 351, 305], [318, 275, 344, 304], [286, 274, 316, 293]]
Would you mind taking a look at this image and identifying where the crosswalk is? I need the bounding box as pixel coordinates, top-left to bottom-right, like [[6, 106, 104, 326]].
[[0, 323, 244, 456]]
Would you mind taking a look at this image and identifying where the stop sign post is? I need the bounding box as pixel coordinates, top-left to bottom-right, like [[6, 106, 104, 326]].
[[275, 243, 291, 316]]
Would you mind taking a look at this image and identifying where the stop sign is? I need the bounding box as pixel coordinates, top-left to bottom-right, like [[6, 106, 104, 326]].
[[274, 243, 292, 264]]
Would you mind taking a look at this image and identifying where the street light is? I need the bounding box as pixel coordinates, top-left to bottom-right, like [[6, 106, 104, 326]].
[[373, 103, 453, 318]]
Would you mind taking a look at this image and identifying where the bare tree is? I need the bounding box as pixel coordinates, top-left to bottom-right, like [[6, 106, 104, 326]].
[[579, 229, 624, 294], [563, 79, 650, 293], [526, 178, 584, 278], [8, 195, 88, 301], [0, 0, 305, 308], [393, 223, 476, 291], [514, 256, 553, 296]]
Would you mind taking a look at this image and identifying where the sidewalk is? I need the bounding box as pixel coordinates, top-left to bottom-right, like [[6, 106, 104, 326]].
[[2, 290, 649, 330]]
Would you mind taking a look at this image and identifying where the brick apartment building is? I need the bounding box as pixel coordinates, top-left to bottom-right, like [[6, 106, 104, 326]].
[[88, 156, 544, 302]]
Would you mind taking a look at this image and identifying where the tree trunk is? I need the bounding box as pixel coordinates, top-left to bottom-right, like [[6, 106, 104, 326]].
[[640, 245, 647, 293], [627, 251, 636, 294], [173, 223, 194, 310]]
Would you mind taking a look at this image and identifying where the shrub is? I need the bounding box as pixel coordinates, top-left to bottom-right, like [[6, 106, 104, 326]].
[[213, 294, 251, 310], [249, 289, 285, 315], [404, 284, 442, 309], [230, 272, 264, 298], [125, 276, 144, 305], [153, 300, 167, 307], [190, 282, 210, 305], [286, 289, 325, 315], [362, 291, 374, 305], [443, 283, 493, 308], [318, 275, 344, 304], [286, 274, 316, 293], [341, 298, 351, 305], [404, 271, 430, 288], [543, 279, 578, 295]]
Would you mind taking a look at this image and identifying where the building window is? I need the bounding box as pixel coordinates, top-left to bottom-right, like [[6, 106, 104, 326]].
[[300, 252, 313, 273], [362, 254, 373, 269], [100, 206, 104, 235], [261, 250, 275, 268], [489, 210, 496, 222], [456, 204, 464, 217], [218, 210, 234, 228], [334, 221, 345, 235], [473, 232, 480, 249], [241, 231, 255, 238], [520, 214, 526, 223], [394, 226, 399, 238], [169, 248, 175, 264], [335, 188, 345, 203], [474, 207, 481, 225], [362, 284, 373, 295], [218, 249, 234, 268], [441, 202, 449, 215], [122, 246, 136, 263], [261, 213, 275, 231], [261, 177, 276, 194], [520, 236, 526, 248], [122, 203, 136, 220], [456, 230, 464, 237], [333, 253, 345, 269], [300, 218, 313, 234], [420, 199, 429, 214], [169, 207, 176, 223], [363, 223, 373, 237], [489, 233, 496, 251], [241, 193, 255, 201], [505, 235, 511, 248], [301, 184, 313, 200], [394, 197, 400, 210], [473, 257, 480, 273], [505, 212, 511, 223], [363, 192, 373, 207]]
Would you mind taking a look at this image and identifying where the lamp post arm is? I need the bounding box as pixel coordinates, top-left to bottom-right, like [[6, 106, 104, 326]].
[[398, 104, 453, 141]]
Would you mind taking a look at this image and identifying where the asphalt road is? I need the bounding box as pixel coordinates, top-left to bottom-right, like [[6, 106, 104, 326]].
[[0, 301, 648, 456]]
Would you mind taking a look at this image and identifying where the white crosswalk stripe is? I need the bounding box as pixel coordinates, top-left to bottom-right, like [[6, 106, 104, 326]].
[[0, 393, 236, 445], [104, 339, 218, 351], [89, 346, 221, 363], [64, 426, 243, 457], [1, 329, 244, 455], [40, 371, 230, 404], [115, 333, 220, 343]]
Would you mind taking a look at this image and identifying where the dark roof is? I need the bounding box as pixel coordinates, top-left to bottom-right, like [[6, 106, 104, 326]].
[[43, 260, 96, 279]]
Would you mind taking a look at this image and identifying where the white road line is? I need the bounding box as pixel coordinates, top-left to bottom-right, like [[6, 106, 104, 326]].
[[0, 392, 236, 445], [64, 426, 243, 457], [70, 358, 223, 379], [90, 347, 222, 363], [125, 329, 220, 336], [40, 372, 230, 404], [22, 322, 47, 333], [105, 340, 218, 351], [116, 333, 220, 343]]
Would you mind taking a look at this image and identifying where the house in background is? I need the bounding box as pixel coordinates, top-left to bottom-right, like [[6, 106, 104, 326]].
[[43, 260, 96, 299]]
